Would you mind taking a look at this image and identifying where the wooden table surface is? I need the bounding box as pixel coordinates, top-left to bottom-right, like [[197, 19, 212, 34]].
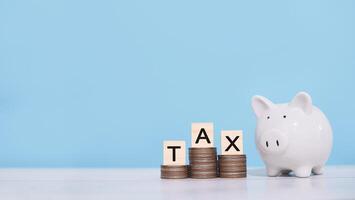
[[0, 166, 354, 199]]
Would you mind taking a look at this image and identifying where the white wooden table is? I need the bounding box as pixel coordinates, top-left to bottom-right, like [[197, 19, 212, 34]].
[[0, 166, 354, 200]]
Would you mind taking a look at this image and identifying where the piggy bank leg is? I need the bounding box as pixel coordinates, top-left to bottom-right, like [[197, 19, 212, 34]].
[[312, 166, 324, 175], [294, 166, 312, 178], [280, 169, 292, 176], [266, 167, 281, 177]]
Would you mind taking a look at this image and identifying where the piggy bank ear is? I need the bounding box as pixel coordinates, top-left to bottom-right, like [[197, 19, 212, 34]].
[[290, 92, 313, 114], [251, 95, 274, 118]]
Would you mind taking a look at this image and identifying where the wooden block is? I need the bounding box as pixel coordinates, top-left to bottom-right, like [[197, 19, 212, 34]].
[[163, 141, 186, 165], [191, 122, 214, 148], [221, 130, 244, 155]]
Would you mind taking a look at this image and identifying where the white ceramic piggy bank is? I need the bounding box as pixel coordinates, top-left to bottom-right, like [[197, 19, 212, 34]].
[[251, 92, 333, 177]]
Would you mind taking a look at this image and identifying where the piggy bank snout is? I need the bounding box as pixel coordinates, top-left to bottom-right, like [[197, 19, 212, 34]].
[[258, 130, 288, 154]]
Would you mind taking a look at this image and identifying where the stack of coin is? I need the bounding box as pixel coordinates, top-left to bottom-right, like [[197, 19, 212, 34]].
[[218, 155, 247, 178], [160, 165, 189, 179], [189, 147, 218, 178]]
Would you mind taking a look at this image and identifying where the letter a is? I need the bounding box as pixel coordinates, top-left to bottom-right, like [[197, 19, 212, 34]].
[[195, 128, 211, 144]]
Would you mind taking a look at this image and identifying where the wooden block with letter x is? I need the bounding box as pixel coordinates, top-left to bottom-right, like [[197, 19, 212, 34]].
[[221, 130, 244, 155], [163, 141, 186, 165], [191, 122, 214, 148]]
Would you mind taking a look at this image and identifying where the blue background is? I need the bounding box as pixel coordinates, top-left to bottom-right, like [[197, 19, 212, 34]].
[[0, 0, 354, 167]]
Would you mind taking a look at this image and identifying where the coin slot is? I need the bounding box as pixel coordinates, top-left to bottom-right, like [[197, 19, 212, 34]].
[[266, 141, 269, 147], [276, 140, 279, 146]]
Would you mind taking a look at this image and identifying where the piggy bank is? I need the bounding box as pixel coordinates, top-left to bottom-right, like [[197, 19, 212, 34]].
[[251, 92, 333, 177]]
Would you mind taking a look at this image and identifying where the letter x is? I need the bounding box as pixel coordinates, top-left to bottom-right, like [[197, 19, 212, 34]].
[[225, 136, 240, 152]]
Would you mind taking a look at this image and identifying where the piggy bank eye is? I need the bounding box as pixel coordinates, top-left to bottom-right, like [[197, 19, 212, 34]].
[[267, 116, 270, 119], [283, 115, 287, 118]]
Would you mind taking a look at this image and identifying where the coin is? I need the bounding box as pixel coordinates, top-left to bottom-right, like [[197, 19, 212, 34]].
[[218, 154, 247, 178], [219, 173, 247, 178], [189, 147, 218, 179], [160, 165, 189, 179]]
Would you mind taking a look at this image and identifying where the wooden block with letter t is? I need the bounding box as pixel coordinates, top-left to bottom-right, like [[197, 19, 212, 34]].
[[163, 141, 186, 165], [221, 130, 244, 155], [191, 122, 214, 148]]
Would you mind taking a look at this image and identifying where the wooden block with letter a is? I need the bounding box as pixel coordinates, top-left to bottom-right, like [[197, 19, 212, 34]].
[[191, 122, 214, 148]]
